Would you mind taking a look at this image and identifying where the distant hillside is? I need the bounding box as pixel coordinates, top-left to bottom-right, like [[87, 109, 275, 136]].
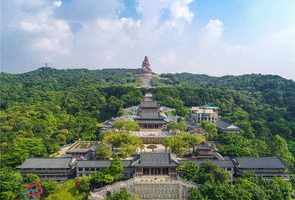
[[159, 73, 294, 91], [0, 67, 140, 90], [156, 73, 295, 119]]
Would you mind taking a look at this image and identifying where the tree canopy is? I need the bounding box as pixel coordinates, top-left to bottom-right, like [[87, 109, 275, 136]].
[[101, 131, 142, 158], [164, 132, 205, 156]]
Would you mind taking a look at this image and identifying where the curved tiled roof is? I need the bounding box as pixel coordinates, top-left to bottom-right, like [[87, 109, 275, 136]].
[[17, 158, 73, 169], [133, 152, 178, 167], [235, 157, 286, 169]]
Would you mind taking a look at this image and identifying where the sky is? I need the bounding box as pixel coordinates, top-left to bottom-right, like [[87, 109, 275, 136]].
[[1, 0, 295, 79]]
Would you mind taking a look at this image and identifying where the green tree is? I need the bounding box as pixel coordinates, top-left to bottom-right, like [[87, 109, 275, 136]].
[[106, 189, 133, 200], [75, 177, 90, 194], [164, 132, 205, 156], [197, 162, 230, 184], [42, 180, 58, 198], [108, 157, 123, 181], [23, 173, 40, 184], [102, 131, 142, 158], [265, 178, 293, 200], [96, 143, 113, 159], [218, 134, 260, 157], [188, 188, 206, 200], [113, 119, 140, 131], [90, 172, 114, 188], [181, 132, 205, 153], [201, 122, 218, 140], [3, 137, 47, 167], [167, 121, 187, 132], [164, 135, 188, 156], [101, 96, 123, 120], [177, 161, 199, 182], [0, 169, 24, 200], [272, 135, 294, 166], [45, 191, 76, 200]]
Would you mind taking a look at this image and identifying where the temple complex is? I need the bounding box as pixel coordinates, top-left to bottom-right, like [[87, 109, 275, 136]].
[[134, 93, 166, 129], [16, 57, 290, 200]]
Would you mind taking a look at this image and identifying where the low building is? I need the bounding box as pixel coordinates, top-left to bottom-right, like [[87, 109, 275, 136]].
[[76, 160, 134, 179], [18, 154, 289, 183], [17, 158, 75, 181], [133, 152, 178, 177], [195, 142, 223, 160], [187, 124, 205, 134], [233, 157, 288, 179], [77, 153, 179, 178], [216, 119, 240, 133], [191, 105, 219, 123], [66, 141, 97, 160]]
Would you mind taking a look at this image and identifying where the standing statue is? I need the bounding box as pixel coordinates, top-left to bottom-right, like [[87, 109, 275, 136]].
[[142, 56, 152, 73]]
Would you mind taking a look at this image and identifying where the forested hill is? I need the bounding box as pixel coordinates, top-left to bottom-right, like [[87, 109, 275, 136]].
[[152, 73, 295, 166], [1, 68, 294, 169], [159, 73, 295, 92], [156, 73, 295, 119], [1, 67, 139, 89]]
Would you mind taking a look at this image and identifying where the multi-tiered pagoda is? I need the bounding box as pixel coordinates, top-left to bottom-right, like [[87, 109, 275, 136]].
[[135, 93, 165, 129]]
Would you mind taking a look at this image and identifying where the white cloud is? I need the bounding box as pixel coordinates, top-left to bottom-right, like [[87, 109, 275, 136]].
[[1, 0, 295, 79], [170, 0, 194, 22], [18, 5, 73, 54], [204, 19, 224, 39], [53, 0, 62, 8]]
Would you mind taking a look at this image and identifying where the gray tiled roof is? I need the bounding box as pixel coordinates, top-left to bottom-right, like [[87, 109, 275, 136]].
[[138, 112, 163, 119], [136, 119, 166, 124], [235, 157, 286, 169], [17, 158, 72, 169], [67, 148, 93, 153], [77, 160, 132, 168], [134, 152, 178, 167], [140, 101, 159, 108], [195, 159, 234, 168], [216, 119, 240, 131]]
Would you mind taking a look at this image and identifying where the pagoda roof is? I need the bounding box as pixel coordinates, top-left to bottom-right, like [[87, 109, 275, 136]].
[[135, 119, 166, 124], [133, 152, 178, 167], [137, 111, 165, 119], [139, 101, 159, 108]]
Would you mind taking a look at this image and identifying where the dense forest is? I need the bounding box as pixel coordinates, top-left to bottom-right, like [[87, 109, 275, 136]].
[[0, 67, 294, 199], [152, 73, 295, 161]]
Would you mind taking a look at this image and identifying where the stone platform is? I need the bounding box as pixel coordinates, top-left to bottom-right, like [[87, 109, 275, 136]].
[[90, 176, 196, 200]]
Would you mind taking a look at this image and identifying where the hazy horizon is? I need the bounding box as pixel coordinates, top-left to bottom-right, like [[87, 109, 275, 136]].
[[1, 0, 295, 79], [2, 65, 294, 81]]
